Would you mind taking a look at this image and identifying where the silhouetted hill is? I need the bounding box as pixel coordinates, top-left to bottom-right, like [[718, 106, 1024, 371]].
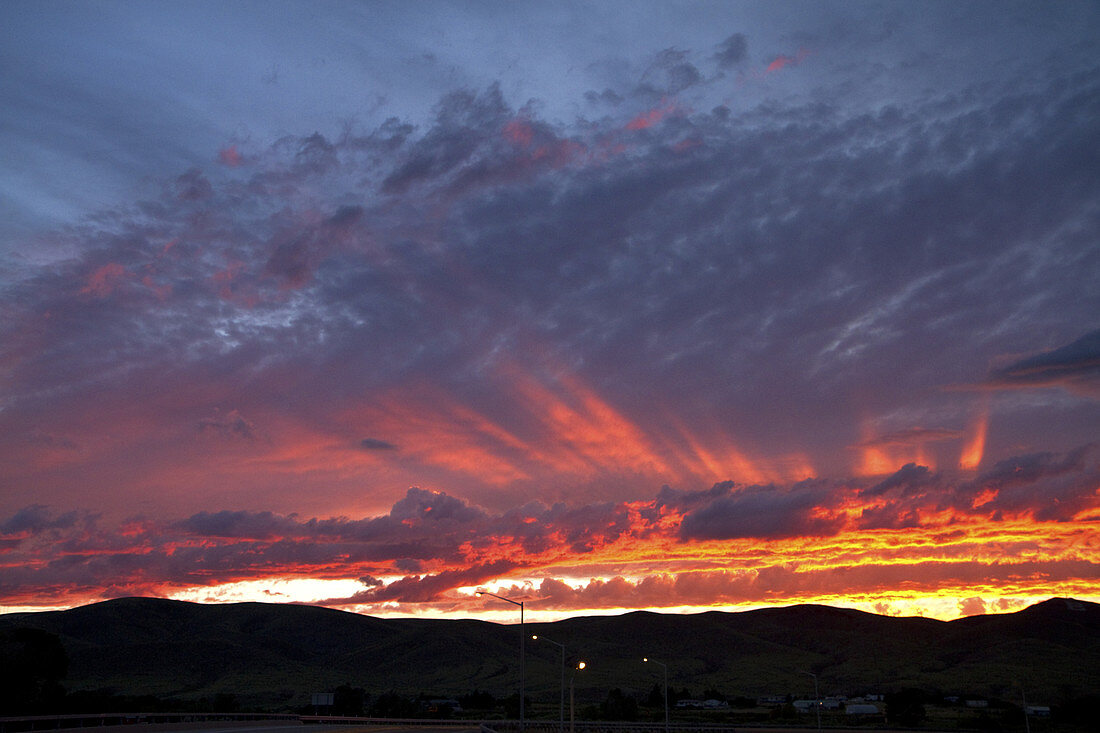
[[2, 596, 1096, 711]]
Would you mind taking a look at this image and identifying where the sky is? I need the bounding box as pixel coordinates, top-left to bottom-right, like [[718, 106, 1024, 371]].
[[1, 0, 1098, 622]]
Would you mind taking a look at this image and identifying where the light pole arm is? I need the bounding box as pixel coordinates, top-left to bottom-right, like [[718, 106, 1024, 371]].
[[477, 591, 525, 732]]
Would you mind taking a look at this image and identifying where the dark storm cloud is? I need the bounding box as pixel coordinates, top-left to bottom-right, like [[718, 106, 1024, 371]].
[[381, 85, 511, 195], [388, 487, 487, 523], [986, 329, 1100, 396], [713, 33, 748, 68], [850, 447, 1100, 529], [584, 88, 624, 107], [862, 462, 938, 497], [0, 505, 80, 535], [173, 510, 298, 539], [360, 438, 399, 451], [639, 48, 703, 95], [647, 481, 736, 519], [678, 480, 845, 540], [963, 445, 1100, 522]]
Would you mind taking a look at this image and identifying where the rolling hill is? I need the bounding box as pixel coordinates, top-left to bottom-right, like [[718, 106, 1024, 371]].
[[2, 596, 1097, 711]]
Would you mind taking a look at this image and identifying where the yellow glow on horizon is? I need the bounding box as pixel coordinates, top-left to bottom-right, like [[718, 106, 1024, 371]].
[[168, 577, 367, 605], [330, 592, 1100, 623]]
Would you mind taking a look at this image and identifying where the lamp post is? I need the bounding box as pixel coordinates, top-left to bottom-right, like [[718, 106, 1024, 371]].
[[643, 657, 669, 733], [477, 591, 524, 732], [801, 671, 821, 730], [569, 661, 586, 733], [532, 634, 566, 733]]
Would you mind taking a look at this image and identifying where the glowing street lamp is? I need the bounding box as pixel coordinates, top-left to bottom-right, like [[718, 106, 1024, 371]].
[[477, 590, 525, 732], [643, 657, 669, 733], [800, 670, 821, 730], [570, 660, 586, 733], [532, 634, 566, 733]]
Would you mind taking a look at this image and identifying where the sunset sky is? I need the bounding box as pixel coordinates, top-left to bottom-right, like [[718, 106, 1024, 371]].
[[2, 1, 1098, 622]]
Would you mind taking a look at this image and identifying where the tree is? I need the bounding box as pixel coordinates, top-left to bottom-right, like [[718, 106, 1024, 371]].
[[333, 684, 367, 716], [211, 693, 239, 713], [459, 690, 496, 710], [600, 688, 638, 721], [0, 628, 68, 714], [370, 692, 416, 717], [502, 693, 531, 719], [886, 688, 927, 726]]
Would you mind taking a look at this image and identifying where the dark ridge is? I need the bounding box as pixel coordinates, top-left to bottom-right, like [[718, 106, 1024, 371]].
[[2, 596, 1097, 710]]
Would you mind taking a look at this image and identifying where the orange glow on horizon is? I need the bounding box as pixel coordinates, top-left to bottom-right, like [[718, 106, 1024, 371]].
[[4, 508, 1098, 622], [6, 363, 1096, 623]]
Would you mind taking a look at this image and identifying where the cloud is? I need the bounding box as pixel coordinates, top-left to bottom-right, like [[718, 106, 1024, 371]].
[[80, 263, 130, 298], [678, 480, 845, 540], [174, 168, 213, 201], [23, 431, 80, 451], [198, 409, 257, 440], [1, 445, 1098, 610], [381, 85, 510, 195], [862, 463, 938, 497], [360, 438, 399, 451], [388, 487, 487, 524], [713, 34, 748, 69], [323, 559, 520, 604], [964, 445, 1100, 522], [218, 146, 243, 167], [856, 428, 963, 449], [173, 510, 297, 539], [958, 596, 987, 616], [986, 329, 1100, 397], [764, 49, 810, 74], [640, 49, 703, 95], [1, 22, 1098, 601], [0, 505, 80, 535]]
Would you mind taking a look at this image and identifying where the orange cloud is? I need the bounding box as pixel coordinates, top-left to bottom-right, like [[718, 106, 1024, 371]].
[[218, 145, 243, 167], [80, 263, 130, 297], [626, 100, 682, 131], [765, 48, 810, 74], [960, 399, 989, 470]]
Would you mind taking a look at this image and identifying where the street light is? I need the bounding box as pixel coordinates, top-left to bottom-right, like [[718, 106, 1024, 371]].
[[532, 634, 566, 733], [800, 671, 821, 730], [477, 590, 525, 732], [643, 657, 669, 733], [569, 661, 586, 733]]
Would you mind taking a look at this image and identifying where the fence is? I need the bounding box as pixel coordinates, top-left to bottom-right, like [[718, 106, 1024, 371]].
[[0, 713, 298, 733], [0, 716, 746, 733], [481, 723, 740, 733]]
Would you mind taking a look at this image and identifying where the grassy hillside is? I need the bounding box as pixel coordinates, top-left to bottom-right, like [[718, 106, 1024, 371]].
[[2, 596, 1096, 712]]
